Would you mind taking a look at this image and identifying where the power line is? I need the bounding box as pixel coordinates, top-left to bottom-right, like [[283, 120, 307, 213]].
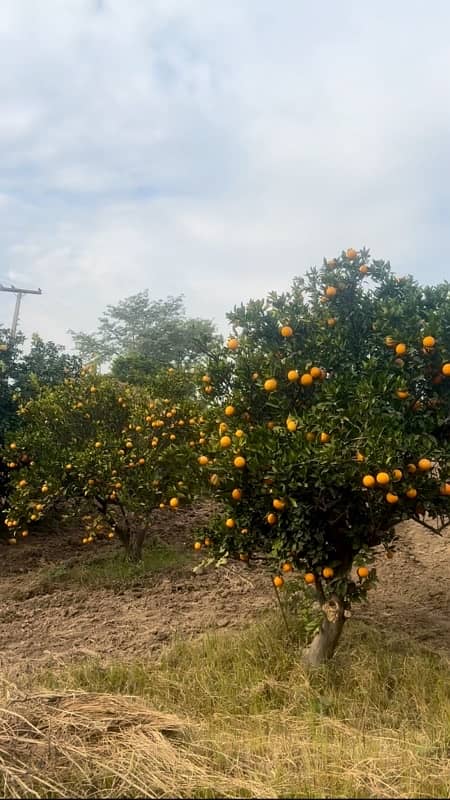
[[0, 284, 42, 345]]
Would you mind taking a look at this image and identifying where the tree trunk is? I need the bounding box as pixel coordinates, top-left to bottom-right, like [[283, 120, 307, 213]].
[[126, 528, 146, 562], [302, 594, 346, 668]]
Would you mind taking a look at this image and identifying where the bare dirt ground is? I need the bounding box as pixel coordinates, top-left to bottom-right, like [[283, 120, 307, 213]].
[[0, 508, 449, 673]]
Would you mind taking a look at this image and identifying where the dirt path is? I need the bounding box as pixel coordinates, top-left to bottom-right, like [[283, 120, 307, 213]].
[[0, 512, 449, 672]]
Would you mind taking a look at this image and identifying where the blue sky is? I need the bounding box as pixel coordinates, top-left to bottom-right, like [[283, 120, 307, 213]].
[[1, 0, 450, 349]]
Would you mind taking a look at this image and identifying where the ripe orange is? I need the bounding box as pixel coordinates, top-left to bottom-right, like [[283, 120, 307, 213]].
[[286, 419, 297, 432], [417, 458, 432, 472], [231, 488, 242, 500], [267, 421, 275, 430], [300, 373, 313, 387], [320, 432, 330, 443], [386, 492, 399, 504], [442, 363, 450, 377], [198, 455, 209, 466], [18, 479, 27, 488], [346, 248, 357, 260], [395, 343, 407, 356], [325, 286, 337, 298], [273, 498, 286, 510], [220, 435, 232, 448], [234, 456, 246, 469], [9, 443, 17, 450], [95, 441, 102, 449], [304, 572, 316, 584], [355, 451, 365, 462], [266, 512, 277, 525], [219, 422, 228, 434], [280, 325, 293, 337], [310, 366, 322, 379], [376, 472, 390, 486], [225, 518, 236, 528], [357, 566, 369, 579], [359, 264, 369, 274], [235, 429, 244, 438], [224, 405, 236, 416], [227, 338, 239, 351], [392, 469, 403, 481], [406, 488, 417, 499], [396, 389, 409, 399], [322, 567, 334, 579], [407, 463, 417, 474], [264, 378, 278, 392], [202, 375, 211, 383], [281, 562, 293, 573], [108, 532, 115, 539], [287, 369, 299, 382], [422, 336, 436, 348], [362, 475, 376, 488], [439, 483, 450, 496], [327, 317, 337, 327], [204, 385, 213, 394], [385, 336, 396, 348], [169, 497, 179, 508], [21, 530, 29, 538], [194, 541, 202, 551], [273, 575, 284, 588], [8, 538, 17, 545]]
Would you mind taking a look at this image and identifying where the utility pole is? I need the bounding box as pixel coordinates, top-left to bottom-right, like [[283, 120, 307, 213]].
[[0, 283, 42, 345]]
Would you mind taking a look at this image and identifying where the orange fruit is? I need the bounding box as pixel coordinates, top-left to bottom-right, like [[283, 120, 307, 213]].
[[439, 483, 450, 496], [395, 343, 407, 356], [362, 475, 376, 488], [310, 366, 322, 379], [227, 338, 239, 350], [18, 479, 27, 488], [327, 317, 337, 327], [252, 372, 259, 380], [385, 336, 396, 348], [266, 513, 277, 525], [304, 572, 316, 584], [204, 385, 213, 394], [305, 432, 315, 442], [273, 498, 286, 511], [355, 451, 365, 462], [194, 541, 202, 551], [220, 435, 232, 448], [396, 389, 409, 399], [169, 497, 179, 508], [442, 363, 450, 376], [346, 248, 358, 260], [417, 458, 432, 472], [273, 575, 284, 588], [204, 537, 212, 546], [407, 463, 417, 474], [386, 492, 399, 504], [281, 562, 293, 573], [234, 456, 246, 469], [286, 419, 297, 432], [322, 567, 334, 579], [21, 530, 29, 538], [8, 538, 16, 545], [406, 488, 417, 499], [422, 336, 436, 348], [225, 518, 236, 529], [219, 422, 228, 434], [231, 488, 242, 500], [359, 264, 369, 274], [376, 472, 390, 486], [320, 432, 330, 443], [325, 286, 337, 298], [280, 325, 293, 337], [392, 469, 403, 481], [198, 455, 209, 466], [202, 375, 211, 383], [357, 566, 369, 579], [267, 421, 275, 430], [264, 378, 278, 392], [224, 405, 236, 416], [287, 369, 299, 382], [235, 429, 244, 438]]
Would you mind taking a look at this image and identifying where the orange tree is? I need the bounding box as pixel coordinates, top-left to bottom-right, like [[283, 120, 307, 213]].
[[1, 368, 205, 560], [196, 248, 450, 666]]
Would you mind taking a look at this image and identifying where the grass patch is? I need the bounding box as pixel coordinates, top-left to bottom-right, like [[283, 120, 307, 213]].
[[16, 616, 450, 799], [20, 540, 190, 596]]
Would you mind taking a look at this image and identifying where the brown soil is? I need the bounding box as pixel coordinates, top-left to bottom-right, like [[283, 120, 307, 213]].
[[0, 510, 449, 672]]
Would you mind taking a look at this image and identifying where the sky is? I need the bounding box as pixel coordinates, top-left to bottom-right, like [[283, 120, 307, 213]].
[[1, 0, 450, 351]]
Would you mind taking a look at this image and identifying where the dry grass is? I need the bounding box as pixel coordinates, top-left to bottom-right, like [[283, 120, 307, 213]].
[[1, 618, 449, 799]]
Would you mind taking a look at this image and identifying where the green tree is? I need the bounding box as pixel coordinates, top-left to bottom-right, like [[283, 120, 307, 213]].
[[70, 292, 219, 379], [14, 334, 81, 401], [197, 248, 450, 667]]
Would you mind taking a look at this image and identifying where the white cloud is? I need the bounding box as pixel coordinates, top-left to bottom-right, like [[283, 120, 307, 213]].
[[1, 0, 450, 350]]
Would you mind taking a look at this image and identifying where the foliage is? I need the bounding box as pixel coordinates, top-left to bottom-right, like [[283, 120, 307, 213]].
[[13, 334, 82, 401], [1, 369, 204, 557], [70, 291, 220, 378], [195, 248, 450, 656]]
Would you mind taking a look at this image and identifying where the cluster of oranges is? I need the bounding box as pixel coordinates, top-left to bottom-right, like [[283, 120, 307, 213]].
[[360, 459, 448, 504]]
